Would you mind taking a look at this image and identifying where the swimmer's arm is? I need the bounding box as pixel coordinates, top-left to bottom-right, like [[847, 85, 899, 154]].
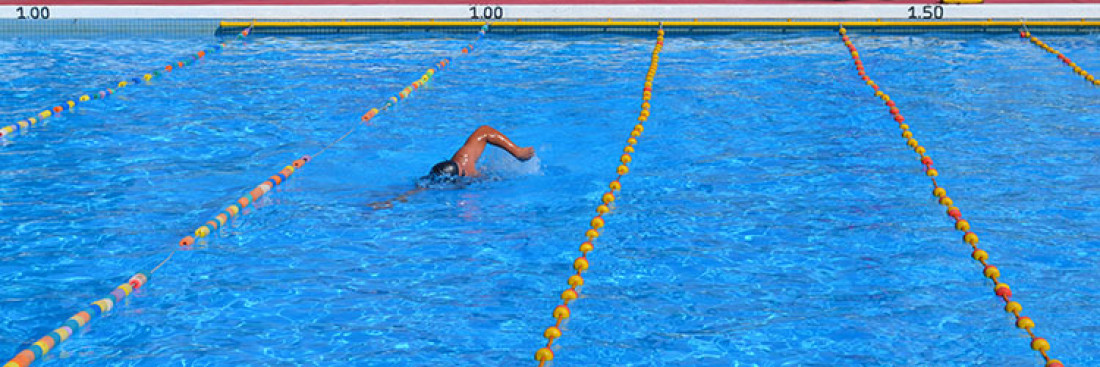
[[452, 125, 535, 176]]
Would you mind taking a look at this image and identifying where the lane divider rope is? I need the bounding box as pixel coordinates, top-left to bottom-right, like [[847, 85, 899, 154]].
[[533, 25, 664, 366], [0, 25, 255, 141], [3, 22, 489, 367], [319, 23, 488, 159], [837, 26, 1062, 367], [1019, 23, 1099, 87]]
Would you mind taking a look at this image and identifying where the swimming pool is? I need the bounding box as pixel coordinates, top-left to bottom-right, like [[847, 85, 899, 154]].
[[2, 28, 1099, 366]]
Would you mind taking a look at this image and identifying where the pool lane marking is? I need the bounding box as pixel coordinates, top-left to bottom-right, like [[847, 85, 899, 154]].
[[0, 25, 255, 141], [2, 23, 489, 367], [837, 26, 1062, 367], [532, 25, 663, 367], [1018, 24, 1099, 87]]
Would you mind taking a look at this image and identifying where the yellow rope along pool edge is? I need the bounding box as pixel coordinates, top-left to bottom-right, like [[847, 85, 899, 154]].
[[837, 25, 1062, 367], [220, 19, 1100, 29], [532, 25, 664, 366]]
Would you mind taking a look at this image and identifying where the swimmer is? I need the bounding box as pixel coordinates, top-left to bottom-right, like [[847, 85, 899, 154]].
[[424, 125, 535, 180], [369, 125, 534, 209]]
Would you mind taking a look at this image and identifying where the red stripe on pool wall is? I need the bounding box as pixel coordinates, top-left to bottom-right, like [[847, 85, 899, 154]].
[[2, 0, 1100, 4]]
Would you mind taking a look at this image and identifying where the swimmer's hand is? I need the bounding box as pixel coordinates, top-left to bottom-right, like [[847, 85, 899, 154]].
[[516, 147, 535, 161]]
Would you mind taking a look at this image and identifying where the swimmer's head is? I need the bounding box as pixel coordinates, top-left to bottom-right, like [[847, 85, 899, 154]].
[[429, 160, 460, 177], [418, 160, 461, 188]]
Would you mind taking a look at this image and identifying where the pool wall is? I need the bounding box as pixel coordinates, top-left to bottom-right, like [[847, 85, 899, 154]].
[[4, 1, 1100, 20], [3, 1, 1100, 35]]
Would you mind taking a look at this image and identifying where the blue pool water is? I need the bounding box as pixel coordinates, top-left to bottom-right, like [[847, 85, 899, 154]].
[[2, 31, 1099, 366]]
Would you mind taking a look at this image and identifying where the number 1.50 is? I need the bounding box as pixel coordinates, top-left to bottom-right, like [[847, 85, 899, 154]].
[[908, 5, 944, 19]]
